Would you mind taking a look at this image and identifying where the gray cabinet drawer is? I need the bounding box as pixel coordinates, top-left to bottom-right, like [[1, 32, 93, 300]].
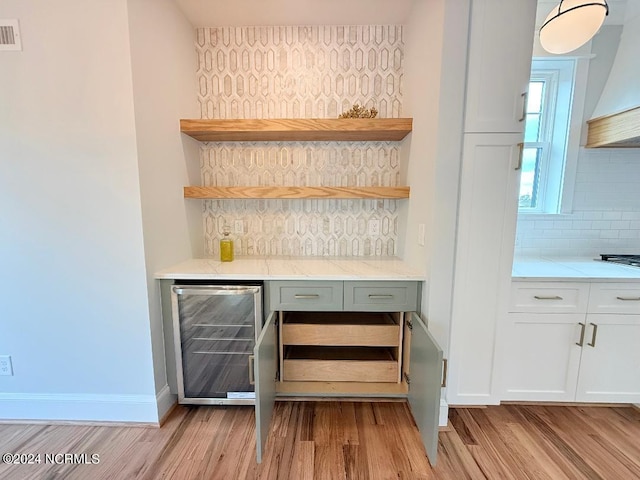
[[269, 281, 343, 311], [344, 281, 419, 312]]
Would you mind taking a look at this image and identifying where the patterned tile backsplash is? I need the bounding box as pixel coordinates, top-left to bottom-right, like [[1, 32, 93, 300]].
[[195, 25, 405, 257]]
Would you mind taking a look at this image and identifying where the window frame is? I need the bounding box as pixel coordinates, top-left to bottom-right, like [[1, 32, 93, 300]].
[[518, 57, 588, 215]]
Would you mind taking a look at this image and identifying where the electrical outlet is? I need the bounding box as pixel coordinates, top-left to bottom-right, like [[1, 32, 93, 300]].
[[368, 219, 381, 236], [418, 223, 426, 246], [0, 356, 13, 376], [234, 220, 244, 234]]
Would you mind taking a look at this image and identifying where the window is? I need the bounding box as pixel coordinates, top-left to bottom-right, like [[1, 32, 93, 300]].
[[519, 59, 577, 214]]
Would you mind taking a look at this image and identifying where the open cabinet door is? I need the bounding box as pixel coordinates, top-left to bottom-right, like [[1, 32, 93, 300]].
[[254, 311, 277, 463], [408, 313, 443, 465]]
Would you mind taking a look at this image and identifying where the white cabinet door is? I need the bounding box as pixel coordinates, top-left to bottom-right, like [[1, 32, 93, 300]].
[[502, 313, 583, 401], [448, 133, 522, 405], [254, 311, 277, 463], [407, 313, 443, 465], [464, 0, 536, 133], [576, 315, 640, 403]]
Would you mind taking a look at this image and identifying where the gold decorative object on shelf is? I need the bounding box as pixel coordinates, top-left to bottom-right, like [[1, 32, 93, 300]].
[[338, 104, 378, 119]]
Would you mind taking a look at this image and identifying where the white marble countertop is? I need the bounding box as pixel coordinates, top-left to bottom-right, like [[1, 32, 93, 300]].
[[155, 256, 425, 281], [512, 256, 640, 281]]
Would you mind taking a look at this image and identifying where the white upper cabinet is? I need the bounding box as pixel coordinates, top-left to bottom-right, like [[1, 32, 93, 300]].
[[464, 0, 537, 133]]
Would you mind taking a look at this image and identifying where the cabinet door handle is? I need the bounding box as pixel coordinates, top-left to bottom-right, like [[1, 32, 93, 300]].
[[616, 296, 640, 301], [248, 355, 255, 385], [587, 323, 598, 348], [533, 295, 563, 300], [576, 322, 586, 347], [368, 294, 394, 299], [519, 91, 528, 122], [515, 142, 524, 171], [294, 294, 320, 299], [441, 358, 448, 388]]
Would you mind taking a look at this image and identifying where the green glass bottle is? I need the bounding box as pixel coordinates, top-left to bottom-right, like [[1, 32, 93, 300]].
[[220, 226, 234, 262]]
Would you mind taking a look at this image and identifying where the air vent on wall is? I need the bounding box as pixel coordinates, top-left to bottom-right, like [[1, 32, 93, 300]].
[[0, 19, 22, 51]]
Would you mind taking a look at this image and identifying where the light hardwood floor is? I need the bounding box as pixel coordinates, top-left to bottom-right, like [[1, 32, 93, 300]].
[[1, 402, 639, 479]]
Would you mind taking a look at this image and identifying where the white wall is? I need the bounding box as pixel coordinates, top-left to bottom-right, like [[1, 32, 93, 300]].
[[0, 0, 157, 422], [126, 0, 202, 418]]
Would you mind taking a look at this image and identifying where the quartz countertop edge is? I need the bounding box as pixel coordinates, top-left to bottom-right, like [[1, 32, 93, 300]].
[[154, 256, 426, 281], [512, 256, 640, 281]]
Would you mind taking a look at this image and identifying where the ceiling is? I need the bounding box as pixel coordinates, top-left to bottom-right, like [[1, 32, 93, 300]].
[[174, 0, 415, 27], [535, 0, 628, 26]]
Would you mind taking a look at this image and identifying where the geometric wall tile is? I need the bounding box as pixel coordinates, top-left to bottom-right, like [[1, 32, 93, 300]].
[[196, 26, 405, 257]]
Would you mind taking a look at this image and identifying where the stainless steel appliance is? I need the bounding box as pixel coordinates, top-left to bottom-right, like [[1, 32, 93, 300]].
[[600, 254, 640, 268], [171, 283, 263, 405]]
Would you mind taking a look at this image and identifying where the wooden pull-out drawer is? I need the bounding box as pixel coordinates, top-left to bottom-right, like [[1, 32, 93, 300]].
[[344, 281, 419, 312], [282, 312, 401, 346], [283, 346, 398, 382], [588, 283, 640, 314], [509, 282, 589, 313], [269, 281, 343, 311]]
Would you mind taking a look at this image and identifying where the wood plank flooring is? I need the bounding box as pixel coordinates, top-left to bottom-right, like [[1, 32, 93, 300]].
[[0, 402, 639, 479]]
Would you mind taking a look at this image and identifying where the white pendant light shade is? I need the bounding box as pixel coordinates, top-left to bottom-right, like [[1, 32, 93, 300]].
[[540, 0, 609, 54]]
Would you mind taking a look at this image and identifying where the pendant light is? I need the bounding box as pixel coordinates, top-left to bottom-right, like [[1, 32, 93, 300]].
[[539, 0, 609, 54]]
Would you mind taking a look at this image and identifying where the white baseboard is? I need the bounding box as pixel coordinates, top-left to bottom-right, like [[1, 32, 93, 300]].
[[156, 384, 177, 422], [439, 399, 449, 427], [0, 392, 159, 423]]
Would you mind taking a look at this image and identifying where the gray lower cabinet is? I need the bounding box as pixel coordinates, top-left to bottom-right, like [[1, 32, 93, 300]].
[[161, 279, 443, 466], [254, 280, 443, 466]]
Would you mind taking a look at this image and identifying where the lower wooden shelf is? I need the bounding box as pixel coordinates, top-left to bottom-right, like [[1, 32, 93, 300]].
[[276, 380, 409, 396], [184, 186, 410, 199], [283, 346, 399, 383]]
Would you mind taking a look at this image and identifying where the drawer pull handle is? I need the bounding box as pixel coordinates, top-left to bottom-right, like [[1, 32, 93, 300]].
[[576, 322, 586, 347], [587, 323, 598, 348], [294, 294, 320, 299], [368, 294, 394, 299], [533, 295, 563, 300], [616, 296, 640, 301], [248, 355, 255, 385]]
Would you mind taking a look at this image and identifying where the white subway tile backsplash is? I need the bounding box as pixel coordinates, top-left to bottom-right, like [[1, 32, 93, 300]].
[[602, 211, 623, 220], [610, 220, 631, 230], [619, 230, 640, 239], [515, 147, 640, 257]]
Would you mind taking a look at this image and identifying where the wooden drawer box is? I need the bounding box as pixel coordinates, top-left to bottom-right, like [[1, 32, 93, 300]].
[[269, 281, 343, 311], [588, 283, 640, 314], [509, 282, 589, 313], [281, 312, 401, 346], [282, 346, 399, 382], [344, 281, 419, 312]]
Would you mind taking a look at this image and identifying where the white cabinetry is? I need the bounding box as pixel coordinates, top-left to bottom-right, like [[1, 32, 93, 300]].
[[447, 134, 523, 404], [464, 0, 536, 133], [447, 0, 535, 405], [503, 281, 640, 403]]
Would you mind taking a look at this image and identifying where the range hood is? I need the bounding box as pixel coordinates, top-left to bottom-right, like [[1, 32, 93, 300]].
[[586, 1, 640, 148]]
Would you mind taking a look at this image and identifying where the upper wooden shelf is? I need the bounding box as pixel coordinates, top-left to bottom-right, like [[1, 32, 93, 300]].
[[184, 186, 410, 199], [180, 118, 413, 142]]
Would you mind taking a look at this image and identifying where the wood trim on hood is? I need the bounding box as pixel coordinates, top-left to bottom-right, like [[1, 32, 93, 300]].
[[586, 106, 640, 148]]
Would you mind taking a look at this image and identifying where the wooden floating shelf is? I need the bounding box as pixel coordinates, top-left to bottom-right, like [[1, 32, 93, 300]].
[[184, 186, 410, 199], [180, 118, 412, 142]]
